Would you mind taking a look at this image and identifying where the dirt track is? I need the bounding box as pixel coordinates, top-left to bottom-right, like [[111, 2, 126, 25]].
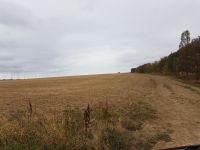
[[0, 73, 200, 149], [149, 75, 200, 149]]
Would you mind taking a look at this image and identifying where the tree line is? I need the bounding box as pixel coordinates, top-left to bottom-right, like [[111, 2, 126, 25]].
[[131, 30, 200, 80]]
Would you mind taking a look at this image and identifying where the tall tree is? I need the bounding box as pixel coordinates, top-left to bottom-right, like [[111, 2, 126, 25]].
[[179, 30, 190, 49]]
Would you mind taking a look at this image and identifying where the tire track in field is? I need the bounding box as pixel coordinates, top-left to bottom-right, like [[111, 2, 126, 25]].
[[146, 75, 200, 149]]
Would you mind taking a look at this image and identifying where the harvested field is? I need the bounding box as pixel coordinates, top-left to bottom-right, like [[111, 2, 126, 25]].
[[0, 73, 200, 149]]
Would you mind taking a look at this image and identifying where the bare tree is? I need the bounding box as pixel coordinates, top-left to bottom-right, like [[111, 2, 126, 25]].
[[179, 30, 190, 49]]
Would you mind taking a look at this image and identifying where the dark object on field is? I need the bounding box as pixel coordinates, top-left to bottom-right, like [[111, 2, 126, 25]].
[[28, 100, 33, 117], [161, 144, 200, 150], [84, 104, 91, 129], [84, 104, 91, 144]]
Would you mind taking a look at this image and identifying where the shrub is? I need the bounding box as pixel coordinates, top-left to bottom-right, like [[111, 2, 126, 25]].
[[132, 131, 171, 150], [121, 118, 142, 131], [127, 102, 157, 122], [99, 127, 132, 150]]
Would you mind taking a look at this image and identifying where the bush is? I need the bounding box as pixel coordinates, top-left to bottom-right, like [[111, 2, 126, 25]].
[[127, 102, 157, 122], [121, 118, 142, 131], [99, 127, 132, 150], [132, 131, 171, 150]]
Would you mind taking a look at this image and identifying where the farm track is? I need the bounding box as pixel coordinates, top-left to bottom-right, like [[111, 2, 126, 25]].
[[150, 76, 200, 149], [0, 73, 200, 149]]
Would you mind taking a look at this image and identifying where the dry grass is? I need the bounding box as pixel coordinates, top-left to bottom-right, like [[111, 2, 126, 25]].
[[0, 73, 200, 149], [0, 100, 171, 150], [0, 73, 140, 115], [163, 83, 174, 94]]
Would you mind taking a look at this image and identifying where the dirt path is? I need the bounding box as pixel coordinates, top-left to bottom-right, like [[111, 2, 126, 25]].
[[147, 75, 200, 149]]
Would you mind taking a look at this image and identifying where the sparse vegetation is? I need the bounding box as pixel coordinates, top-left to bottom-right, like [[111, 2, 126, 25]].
[[99, 127, 132, 150], [0, 99, 171, 150], [126, 101, 157, 122], [121, 118, 142, 131], [177, 80, 200, 89], [132, 131, 171, 150], [1, 73, 199, 149], [177, 84, 200, 95]]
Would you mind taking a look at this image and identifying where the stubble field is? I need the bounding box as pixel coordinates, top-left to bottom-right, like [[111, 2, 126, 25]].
[[0, 73, 200, 150]]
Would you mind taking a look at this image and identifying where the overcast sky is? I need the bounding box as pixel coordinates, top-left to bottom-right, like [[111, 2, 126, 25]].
[[0, 0, 200, 78]]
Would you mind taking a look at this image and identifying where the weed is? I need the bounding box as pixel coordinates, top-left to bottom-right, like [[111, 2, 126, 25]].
[[121, 118, 142, 131], [0, 100, 171, 150], [132, 131, 171, 150], [99, 127, 132, 150], [127, 101, 157, 123], [63, 106, 85, 149]]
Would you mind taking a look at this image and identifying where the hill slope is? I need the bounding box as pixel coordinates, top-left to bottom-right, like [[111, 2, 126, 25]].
[[0, 73, 200, 149]]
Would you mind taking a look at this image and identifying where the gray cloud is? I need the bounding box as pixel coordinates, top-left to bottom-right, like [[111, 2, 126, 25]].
[[0, 0, 200, 78], [0, 1, 34, 27]]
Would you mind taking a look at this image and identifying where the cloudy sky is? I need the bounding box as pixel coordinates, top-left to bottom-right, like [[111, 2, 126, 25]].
[[0, 0, 200, 78]]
